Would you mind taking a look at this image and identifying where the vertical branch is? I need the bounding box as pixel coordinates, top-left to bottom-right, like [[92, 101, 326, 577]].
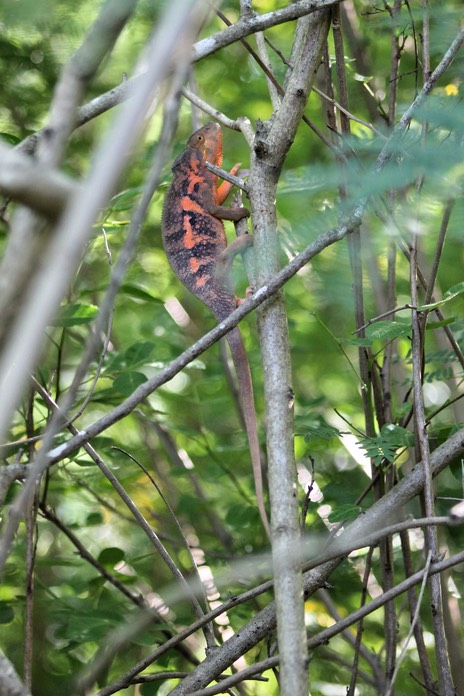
[[339, 0, 380, 123], [320, 42, 337, 138], [23, 501, 38, 690], [410, 241, 455, 695], [399, 530, 435, 692], [387, 0, 403, 128], [23, 388, 38, 690], [347, 548, 383, 695], [248, 10, 330, 695], [335, 5, 399, 687], [423, 200, 454, 306], [422, 0, 431, 82], [408, 4, 454, 692], [255, 32, 281, 109]]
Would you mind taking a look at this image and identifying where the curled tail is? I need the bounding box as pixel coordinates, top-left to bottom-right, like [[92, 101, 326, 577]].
[[225, 326, 271, 539]]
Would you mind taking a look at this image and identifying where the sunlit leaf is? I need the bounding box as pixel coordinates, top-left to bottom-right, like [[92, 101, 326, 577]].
[[419, 282, 464, 311], [328, 504, 362, 523], [51, 303, 99, 327]]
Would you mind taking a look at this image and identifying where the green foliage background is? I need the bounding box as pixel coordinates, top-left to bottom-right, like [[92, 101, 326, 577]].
[[1, 1, 464, 694]]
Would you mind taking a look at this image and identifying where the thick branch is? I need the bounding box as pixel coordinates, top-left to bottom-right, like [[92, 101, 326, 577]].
[[193, 0, 340, 60], [247, 11, 330, 696], [0, 651, 32, 696], [0, 143, 77, 218]]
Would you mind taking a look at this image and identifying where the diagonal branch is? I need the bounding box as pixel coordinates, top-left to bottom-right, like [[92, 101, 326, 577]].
[[0, 142, 77, 218]]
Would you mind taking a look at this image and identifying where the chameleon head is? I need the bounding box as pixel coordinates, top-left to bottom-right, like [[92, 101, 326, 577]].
[[186, 121, 223, 168]]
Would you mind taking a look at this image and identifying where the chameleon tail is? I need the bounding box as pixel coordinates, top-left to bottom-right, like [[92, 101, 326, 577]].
[[225, 327, 271, 539]]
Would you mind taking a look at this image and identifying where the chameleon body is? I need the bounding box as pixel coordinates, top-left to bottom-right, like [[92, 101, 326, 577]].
[[162, 122, 270, 538]]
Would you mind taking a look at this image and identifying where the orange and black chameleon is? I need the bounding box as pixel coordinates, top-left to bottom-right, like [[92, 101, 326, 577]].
[[162, 122, 270, 538]]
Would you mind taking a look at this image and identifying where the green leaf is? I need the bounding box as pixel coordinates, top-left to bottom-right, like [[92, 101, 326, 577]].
[[74, 457, 97, 467], [380, 424, 414, 447], [98, 547, 125, 566], [328, 504, 362, 523], [0, 601, 15, 624], [225, 504, 258, 529], [357, 424, 414, 466], [353, 73, 373, 83], [294, 415, 342, 441], [124, 341, 156, 368], [418, 282, 464, 311], [86, 512, 104, 526], [53, 611, 116, 643], [108, 187, 142, 212], [112, 371, 148, 396], [365, 320, 411, 342], [120, 284, 163, 303], [141, 682, 162, 696], [426, 317, 456, 330], [0, 132, 21, 145], [51, 303, 99, 327], [342, 320, 411, 347]]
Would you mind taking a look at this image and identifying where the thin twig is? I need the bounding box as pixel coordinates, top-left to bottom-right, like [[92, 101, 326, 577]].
[[384, 551, 433, 696], [353, 304, 413, 333], [399, 528, 435, 692], [214, 5, 335, 151], [423, 199, 455, 306], [112, 446, 217, 649], [410, 232, 455, 693], [347, 547, 381, 694], [25, 385, 211, 639], [205, 162, 249, 193]]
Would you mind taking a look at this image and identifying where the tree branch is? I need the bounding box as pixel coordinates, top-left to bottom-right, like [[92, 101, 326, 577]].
[[0, 142, 77, 218], [0, 650, 32, 696]]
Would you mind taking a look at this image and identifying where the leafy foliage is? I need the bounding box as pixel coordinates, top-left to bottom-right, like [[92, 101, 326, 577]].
[[357, 424, 415, 467]]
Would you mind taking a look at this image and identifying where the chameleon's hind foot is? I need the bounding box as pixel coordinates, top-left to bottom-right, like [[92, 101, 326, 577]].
[[235, 287, 253, 306]]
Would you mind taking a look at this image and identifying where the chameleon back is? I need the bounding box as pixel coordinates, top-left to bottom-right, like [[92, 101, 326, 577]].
[[162, 141, 236, 320]]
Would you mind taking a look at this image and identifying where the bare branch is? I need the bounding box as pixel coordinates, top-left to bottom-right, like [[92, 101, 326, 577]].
[[0, 650, 32, 696], [0, 463, 26, 506], [0, 142, 77, 218], [193, 0, 341, 61]]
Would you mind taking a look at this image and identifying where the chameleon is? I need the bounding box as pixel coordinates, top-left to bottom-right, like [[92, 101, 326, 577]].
[[161, 121, 270, 538]]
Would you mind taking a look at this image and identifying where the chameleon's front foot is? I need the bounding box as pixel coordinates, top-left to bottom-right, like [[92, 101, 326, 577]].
[[219, 204, 250, 222]]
